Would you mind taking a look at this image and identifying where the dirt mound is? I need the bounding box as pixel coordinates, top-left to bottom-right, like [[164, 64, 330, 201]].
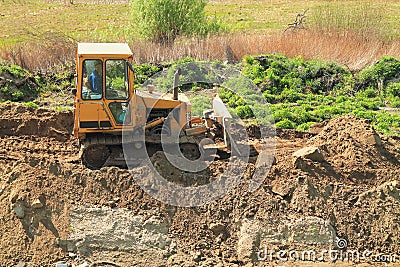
[[300, 115, 400, 255], [310, 114, 399, 168], [0, 103, 73, 141], [0, 106, 400, 266]]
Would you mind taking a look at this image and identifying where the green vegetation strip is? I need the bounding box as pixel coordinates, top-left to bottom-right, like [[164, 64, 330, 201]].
[[221, 54, 400, 136], [130, 54, 400, 136], [1, 54, 400, 136]]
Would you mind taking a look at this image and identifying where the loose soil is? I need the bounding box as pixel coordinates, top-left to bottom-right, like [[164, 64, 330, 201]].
[[0, 103, 399, 266]]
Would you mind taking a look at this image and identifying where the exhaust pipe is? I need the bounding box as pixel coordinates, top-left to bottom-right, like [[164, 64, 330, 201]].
[[173, 68, 181, 100]]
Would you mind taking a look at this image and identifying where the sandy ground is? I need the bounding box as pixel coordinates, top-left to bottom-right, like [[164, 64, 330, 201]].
[[0, 103, 399, 266]]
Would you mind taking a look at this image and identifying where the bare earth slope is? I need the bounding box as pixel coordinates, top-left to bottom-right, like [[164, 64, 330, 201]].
[[0, 103, 399, 266]]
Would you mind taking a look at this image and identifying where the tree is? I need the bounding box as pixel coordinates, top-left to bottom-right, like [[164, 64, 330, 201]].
[[130, 0, 220, 45]]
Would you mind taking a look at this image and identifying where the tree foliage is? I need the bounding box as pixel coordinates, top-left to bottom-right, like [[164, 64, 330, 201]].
[[130, 0, 221, 45]]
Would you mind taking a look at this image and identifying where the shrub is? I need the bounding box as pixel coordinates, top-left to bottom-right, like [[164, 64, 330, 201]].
[[140, 59, 222, 92], [222, 76, 260, 99], [352, 109, 376, 122], [0, 63, 39, 101], [359, 100, 379, 110], [130, 0, 221, 45], [242, 54, 351, 96], [300, 60, 351, 93], [373, 112, 400, 135], [296, 121, 315, 132], [276, 118, 296, 129], [235, 105, 254, 119], [262, 90, 281, 103], [356, 56, 400, 91], [389, 97, 400, 108], [252, 103, 274, 125], [356, 87, 377, 98], [190, 94, 212, 116], [280, 88, 304, 103], [386, 82, 400, 98], [0, 64, 27, 79], [272, 104, 291, 121], [133, 63, 162, 85], [291, 106, 311, 124]]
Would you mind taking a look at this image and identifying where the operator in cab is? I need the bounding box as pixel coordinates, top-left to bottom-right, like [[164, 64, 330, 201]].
[[87, 60, 103, 94]]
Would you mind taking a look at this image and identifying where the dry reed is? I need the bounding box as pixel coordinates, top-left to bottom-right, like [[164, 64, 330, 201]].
[[1, 30, 400, 73], [133, 30, 400, 71]]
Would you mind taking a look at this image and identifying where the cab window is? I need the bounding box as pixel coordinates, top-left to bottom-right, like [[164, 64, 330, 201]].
[[82, 59, 103, 100], [109, 102, 131, 125], [105, 59, 129, 100]]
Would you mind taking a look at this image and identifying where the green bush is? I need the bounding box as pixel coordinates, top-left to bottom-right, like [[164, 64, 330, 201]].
[[133, 63, 162, 85], [190, 94, 212, 116], [300, 60, 351, 93], [352, 109, 376, 122], [291, 106, 311, 124], [356, 56, 400, 91], [144, 59, 226, 92], [386, 82, 400, 98], [296, 121, 315, 132], [280, 88, 304, 102], [276, 118, 296, 129], [359, 100, 379, 110], [389, 97, 400, 108], [272, 104, 295, 122], [238, 54, 400, 135], [356, 87, 377, 98], [262, 90, 281, 103], [373, 112, 400, 136], [242, 54, 351, 95], [221, 76, 260, 99], [0, 63, 39, 102], [130, 0, 221, 45], [235, 105, 254, 119], [252, 103, 274, 125], [0, 64, 28, 79]]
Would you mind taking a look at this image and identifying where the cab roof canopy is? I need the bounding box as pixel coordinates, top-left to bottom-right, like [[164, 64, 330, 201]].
[[77, 43, 132, 56]]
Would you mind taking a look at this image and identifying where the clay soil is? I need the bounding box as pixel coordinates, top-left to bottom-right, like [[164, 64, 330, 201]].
[[0, 103, 400, 267]]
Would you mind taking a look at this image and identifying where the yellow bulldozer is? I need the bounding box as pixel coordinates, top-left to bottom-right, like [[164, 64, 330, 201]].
[[72, 43, 233, 169]]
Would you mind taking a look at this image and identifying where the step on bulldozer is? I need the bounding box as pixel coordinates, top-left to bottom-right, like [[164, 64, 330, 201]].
[[72, 43, 237, 169]]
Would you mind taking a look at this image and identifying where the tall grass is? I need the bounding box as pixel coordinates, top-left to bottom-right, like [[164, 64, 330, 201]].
[[310, 1, 388, 40], [2, 31, 400, 73], [132, 31, 400, 71], [0, 34, 75, 73]]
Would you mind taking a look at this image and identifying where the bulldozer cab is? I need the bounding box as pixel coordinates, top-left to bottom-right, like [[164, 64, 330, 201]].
[[73, 43, 134, 138]]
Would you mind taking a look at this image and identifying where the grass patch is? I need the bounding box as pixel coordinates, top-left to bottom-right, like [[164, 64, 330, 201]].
[[0, 1, 130, 47], [1, 0, 400, 46], [310, 1, 388, 40]]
